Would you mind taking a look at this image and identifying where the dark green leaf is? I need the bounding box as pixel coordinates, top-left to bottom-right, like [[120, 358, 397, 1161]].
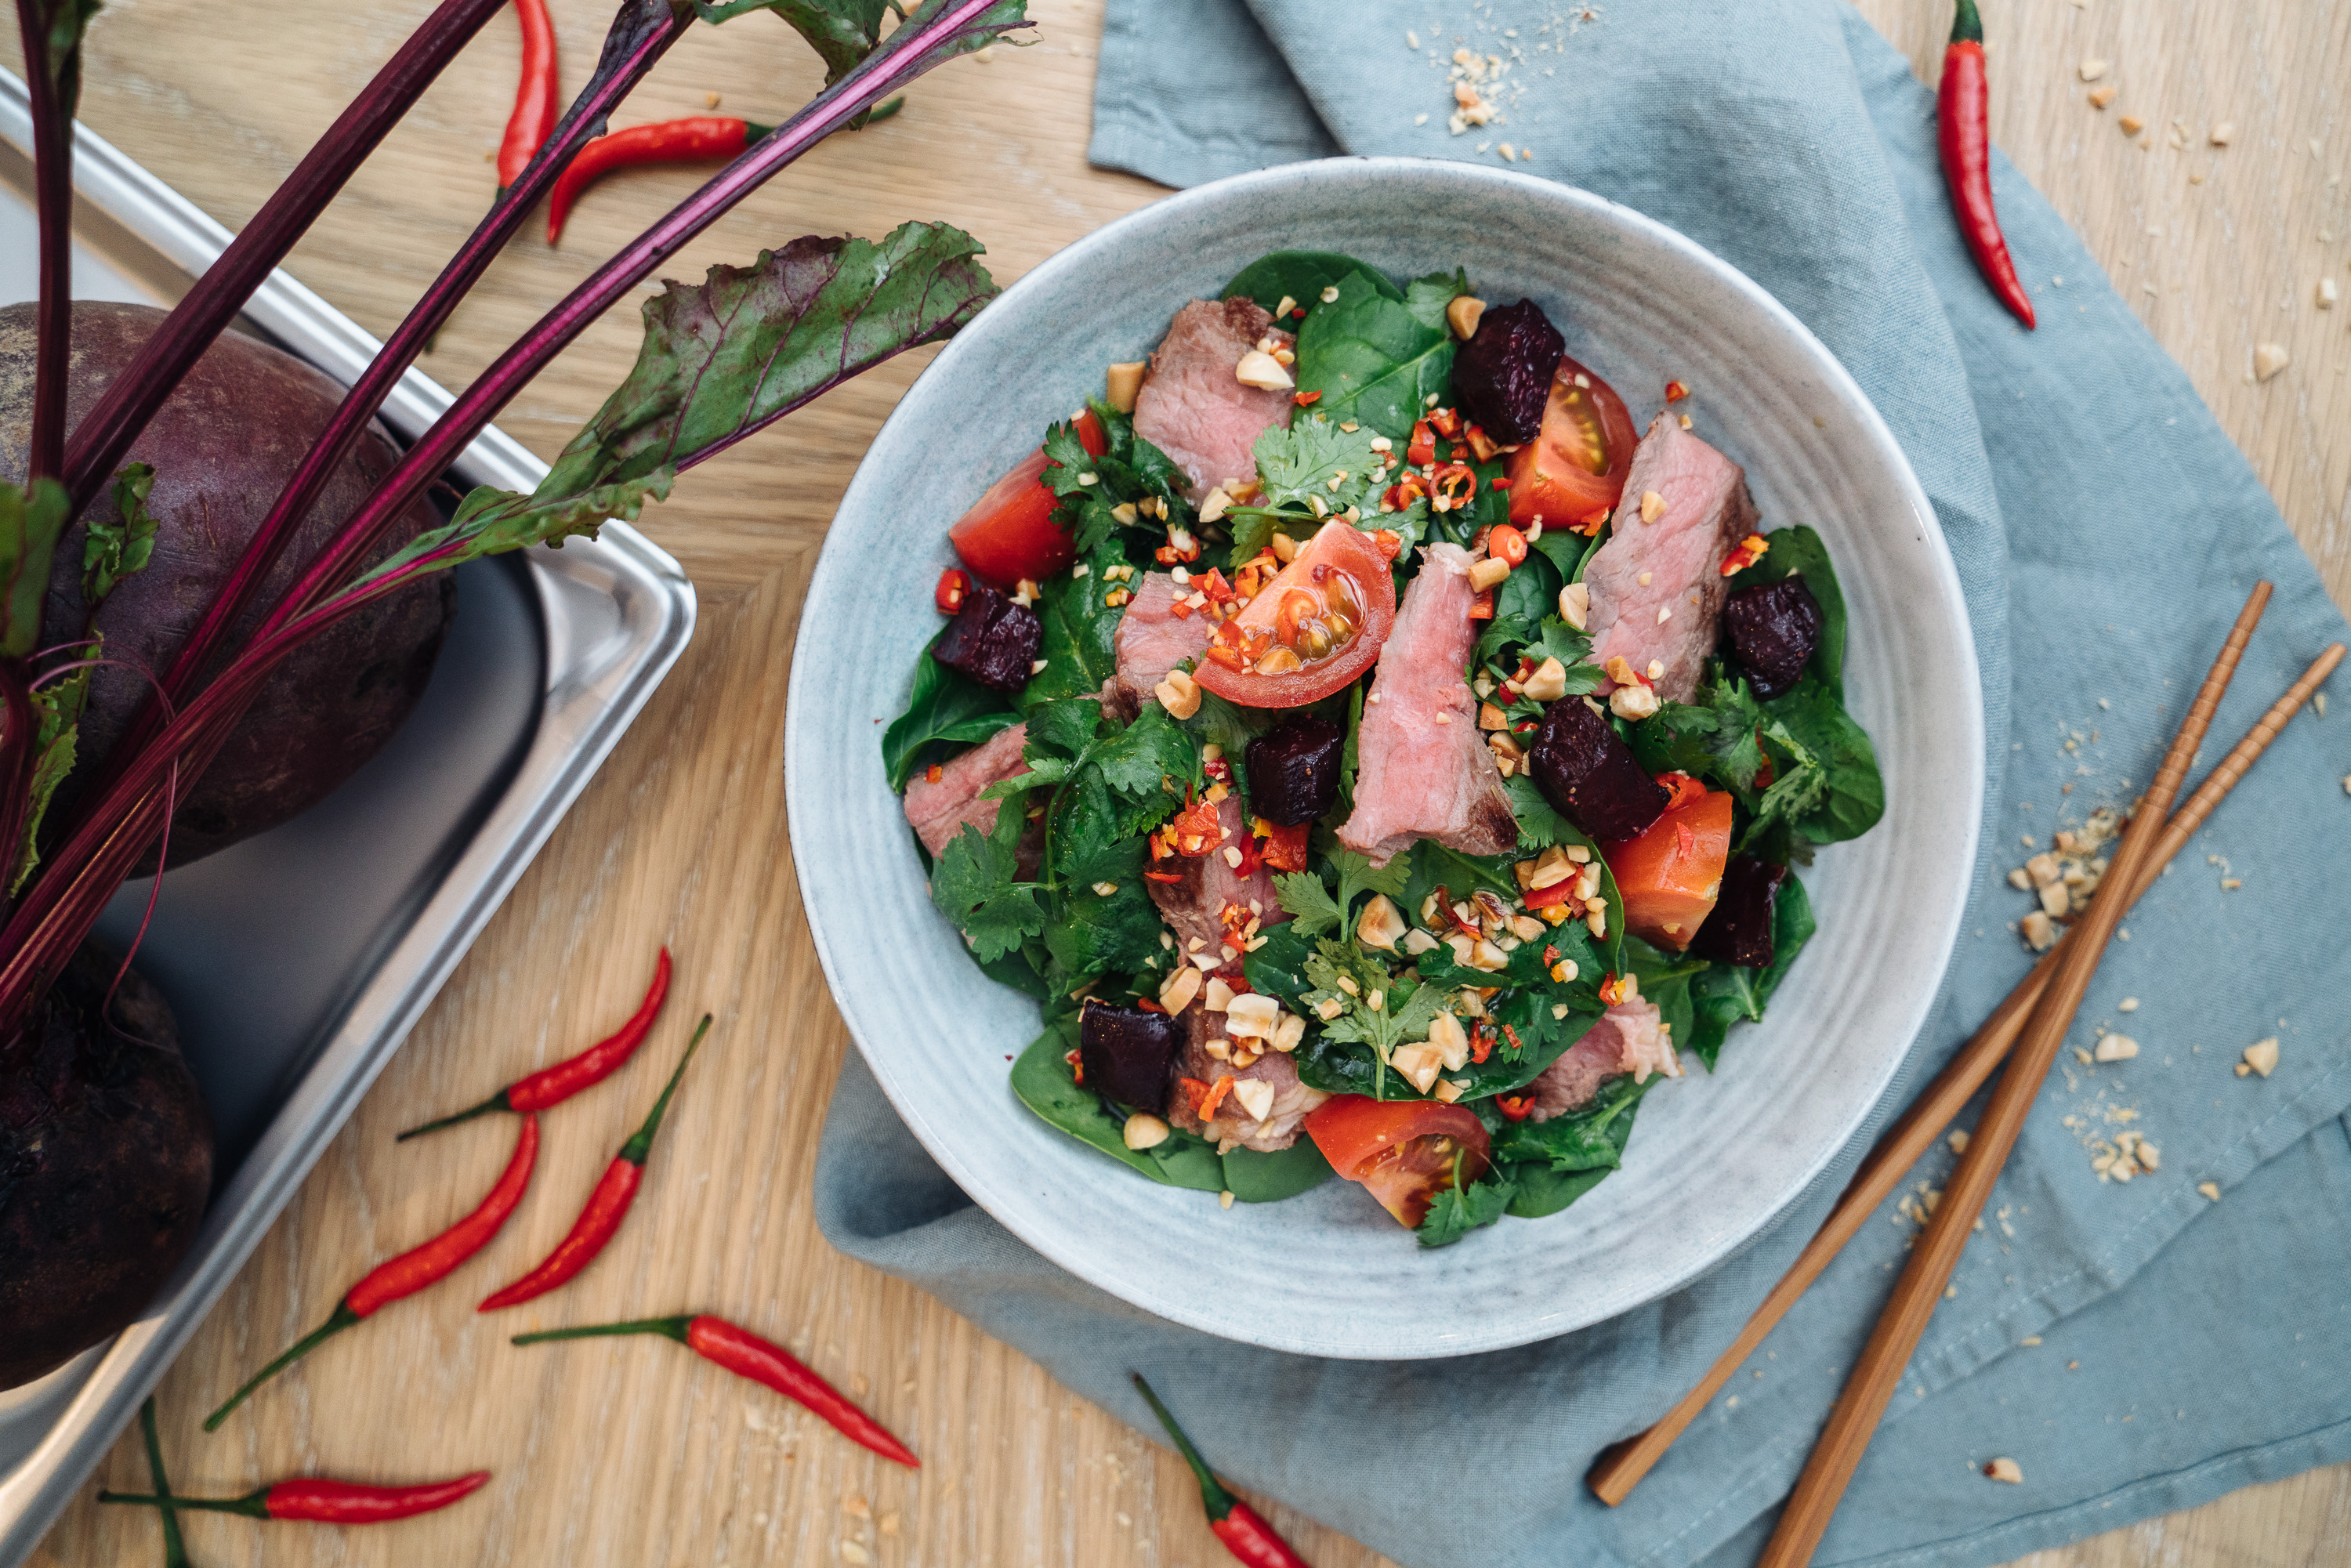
[[1769, 676, 1885, 845], [1727, 525, 1846, 697], [1291, 270, 1455, 440], [881, 642, 1018, 791], [930, 792, 1044, 961], [1092, 703, 1197, 799], [697, 0, 886, 81], [1220, 251, 1403, 316], [1686, 871, 1815, 1068], [1416, 1164, 1515, 1248], [1223, 1139, 1334, 1203], [1023, 542, 1126, 707], [0, 478, 72, 658], [1009, 1024, 1226, 1190], [1502, 1159, 1615, 1219], [10, 652, 93, 893], [358, 470, 670, 588], [1494, 1072, 1650, 1173], [1272, 870, 1345, 938], [83, 462, 158, 607], [538, 224, 996, 498], [1401, 268, 1470, 331], [1024, 696, 1101, 763]]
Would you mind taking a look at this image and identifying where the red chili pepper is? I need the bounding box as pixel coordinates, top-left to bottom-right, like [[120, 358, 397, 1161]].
[[101, 1472, 490, 1524], [398, 948, 672, 1139], [1430, 463, 1478, 509], [203, 1116, 538, 1429], [1291, 389, 1321, 407], [1405, 419, 1436, 467], [513, 1313, 918, 1466], [1427, 407, 1462, 439], [1936, 0, 2034, 327], [1495, 1092, 1535, 1122], [477, 1015, 712, 1311], [546, 118, 772, 244], [1664, 379, 1690, 404], [1132, 1375, 1312, 1568], [934, 567, 971, 614], [494, 0, 560, 194]]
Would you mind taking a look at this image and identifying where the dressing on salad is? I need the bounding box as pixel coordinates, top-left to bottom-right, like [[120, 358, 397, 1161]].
[[886, 251, 1885, 1248]]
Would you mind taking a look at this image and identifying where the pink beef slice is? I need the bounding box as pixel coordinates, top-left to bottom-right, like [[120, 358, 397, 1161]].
[[1526, 998, 1679, 1121], [1336, 543, 1518, 866], [1146, 793, 1287, 961], [1583, 415, 1759, 703], [1166, 1005, 1327, 1153], [1131, 299, 1295, 502], [904, 722, 1030, 857], [1098, 570, 1211, 721]]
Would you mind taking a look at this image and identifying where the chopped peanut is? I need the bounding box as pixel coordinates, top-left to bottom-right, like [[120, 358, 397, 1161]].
[[1558, 581, 1590, 630], [1123, 1113, 1171, 1150], [1446, 295, 1487, 339], [1467, 556, 1512, 592], [1154, 668, 1202, 719], [1234, 350, 1294, 390]]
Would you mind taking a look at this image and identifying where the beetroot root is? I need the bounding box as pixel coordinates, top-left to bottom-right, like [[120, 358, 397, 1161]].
[[0, 301, 454, 872]]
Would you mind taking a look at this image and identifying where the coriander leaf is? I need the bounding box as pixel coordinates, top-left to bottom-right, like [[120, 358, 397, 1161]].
[[1329, 846, 1408, 929], [1502, 772, 1574, 850], [1416, 1164, 1514, 1248], [538, 224, 996, 499], [1179, 683, 1262, 759], [83, 462, 158, 608], [0, 478, 72, 658], [1045, 876, 1165, 979], [1273, 871, 1345, 937], [1401, 268, 1471, 331], [1534, 619, 1599, 675], [1292, 270, 1456, 440], [930, 794, 1043, 961], [1221, 251, 1403, 316], [1251, 419, 1382, 513], [881, 643, 1018, 792], [1092, 702, 1197, 799], [1024, 696, 1101, 763], [979, 755, 1067, 799]]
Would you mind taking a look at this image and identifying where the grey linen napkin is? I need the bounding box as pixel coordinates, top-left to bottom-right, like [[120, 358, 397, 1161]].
[[815, 3, 2351, 1564]]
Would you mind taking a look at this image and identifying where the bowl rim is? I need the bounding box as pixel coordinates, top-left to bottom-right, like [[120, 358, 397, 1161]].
[[787, 154, 1984, 1357]]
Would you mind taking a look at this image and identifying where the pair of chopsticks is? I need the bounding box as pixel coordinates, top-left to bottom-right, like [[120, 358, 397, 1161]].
[[1588, 582, 2343, 1560]]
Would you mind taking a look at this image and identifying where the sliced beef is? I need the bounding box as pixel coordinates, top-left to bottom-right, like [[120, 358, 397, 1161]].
[[1526, 998, 1676, 1121], [1146, 793, 1287, 962], [1337, 543, 1518, 865], [1165, 1004, 1327, 1153], [1132, 299, 1295, 502], [1583, 416, 1758, 702], [904, 722, 1030, 856], [1097, 570, 1212, 720]]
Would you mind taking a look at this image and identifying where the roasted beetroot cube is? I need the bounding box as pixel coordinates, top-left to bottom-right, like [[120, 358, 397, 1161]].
[[1691, 855, 1788, 967], [1723, 576, 1824, 701], [1079, 1001, 1182, 1110], [1245, 714, 1345, 825], [936, 583, 1042, 693], [1450, 299, 1566, 445], [1529, 699, 1668, 842]]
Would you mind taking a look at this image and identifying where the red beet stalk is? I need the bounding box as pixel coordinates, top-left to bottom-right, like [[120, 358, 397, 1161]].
[[1132, 1374, 1312, 1568], [399, 947, 672, 1139], [513, 1313, 917, 1466], [100, 1471, 490, 1523], [203, 1114, 539, 1429], [1936, 0, 2035, 328], [477, 1013, 711, 1310]]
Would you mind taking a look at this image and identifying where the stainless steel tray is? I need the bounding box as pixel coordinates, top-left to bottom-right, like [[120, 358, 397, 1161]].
[[0, 69, 697, 1561]]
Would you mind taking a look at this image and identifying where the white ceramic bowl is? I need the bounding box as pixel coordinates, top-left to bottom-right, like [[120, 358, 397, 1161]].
[[786, 158, 1982, 1360]]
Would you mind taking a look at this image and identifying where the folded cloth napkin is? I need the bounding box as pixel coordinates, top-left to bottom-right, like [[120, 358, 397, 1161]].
[[816, 3, 2351, 1564]]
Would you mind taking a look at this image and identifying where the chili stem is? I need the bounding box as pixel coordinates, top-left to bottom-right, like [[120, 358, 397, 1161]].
[[394, 1088, 512, 1141], [619, 1013, 712, 1163], [510, 1315, 691, 1346], [202, 1302, 360, 1431], [96, 1490, 271, 1519], [1132, 1374, 1239, 1522], [136, 1398, 190, 1568]]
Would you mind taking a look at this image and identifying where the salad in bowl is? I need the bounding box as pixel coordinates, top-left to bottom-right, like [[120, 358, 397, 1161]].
[[884, 249, 1884, 1248]]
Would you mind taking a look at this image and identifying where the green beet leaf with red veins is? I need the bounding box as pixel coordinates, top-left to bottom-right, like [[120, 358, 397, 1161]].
[[0, 0, 1035, 1392]]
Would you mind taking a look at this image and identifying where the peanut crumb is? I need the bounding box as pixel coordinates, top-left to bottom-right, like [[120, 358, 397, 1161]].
[[2119, 114, 2145, 136], [1984, 1457, 2024, 1483], [2198, 1182, 2221, 1200], [2088, 84, 2117, 109]]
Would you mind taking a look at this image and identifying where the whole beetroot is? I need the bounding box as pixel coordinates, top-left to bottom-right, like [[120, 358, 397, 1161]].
[[0, 942, 212, 1390], [0, 301, 454, 871]]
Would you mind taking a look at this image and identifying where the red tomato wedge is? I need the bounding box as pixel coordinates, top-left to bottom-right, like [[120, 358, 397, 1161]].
[[1505, 354, 1637, 532], [948, 409, 1107, 589], [1192, 522, 1396, 708], [1305, 1095, 1491, 1229], [1603, 781, 1733, 952]]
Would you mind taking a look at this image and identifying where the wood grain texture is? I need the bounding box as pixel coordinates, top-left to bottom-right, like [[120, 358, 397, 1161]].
[[13, 0, 2348, 1563]]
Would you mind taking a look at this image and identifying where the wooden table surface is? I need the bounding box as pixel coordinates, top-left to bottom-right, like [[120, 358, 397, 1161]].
[[14, 0, 2349, 1563]]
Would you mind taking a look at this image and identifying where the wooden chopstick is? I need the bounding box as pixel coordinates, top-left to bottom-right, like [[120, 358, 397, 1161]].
[[1753, 581, 2273, 1568], [1586, 633, 2344, 1507]]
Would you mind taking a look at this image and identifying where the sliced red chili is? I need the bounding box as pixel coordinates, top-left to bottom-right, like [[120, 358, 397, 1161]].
[[935, 567, 971, 614]]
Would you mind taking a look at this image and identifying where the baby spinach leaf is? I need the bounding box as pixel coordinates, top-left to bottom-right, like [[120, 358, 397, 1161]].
[[1009, 1025, 1226, 1191], [1769, 676, 1884, 845], [1243, 922, 1317, 1005], [1023, 543, 1127, 708], [1223, 1139, 1335, 1203], [1221, 250, 1403, 317], [1502, 1159, 1615, 1219], [1494, 1072, 1650, 1173], [1402, 268, 1471, 331], [1403, 840, 1518, 907], [881, 640, 1018, 791], [1292, 270, 1456, 440]]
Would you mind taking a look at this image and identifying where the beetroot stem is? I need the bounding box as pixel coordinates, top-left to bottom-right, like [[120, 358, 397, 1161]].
[[67, 0, 694, 829], [13, 0, 74, 483], [55, 0, 512, 514]]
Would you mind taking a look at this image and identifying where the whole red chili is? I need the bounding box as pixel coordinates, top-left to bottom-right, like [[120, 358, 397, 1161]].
[[1937, 0, 2034, 327], [512, 1313, 918, 1467], [546, 118, 770, 244], [100, 1471, 490, 1524], [478, 1014, 712, 1311], [204, 1116, 540, 1429], [1132, 1374, 1311, 1568], [398, 947, 672, 1139], [494, 0, 560, 195]]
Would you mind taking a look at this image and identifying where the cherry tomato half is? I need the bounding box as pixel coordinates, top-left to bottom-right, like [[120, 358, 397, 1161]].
[[1306, 1095, 1492, 1229], [948, 409, 1108, 589], [1603, 781, 1733, 952], [1192, 522, 1396, 709], [1506, 354, 1637, 532]]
